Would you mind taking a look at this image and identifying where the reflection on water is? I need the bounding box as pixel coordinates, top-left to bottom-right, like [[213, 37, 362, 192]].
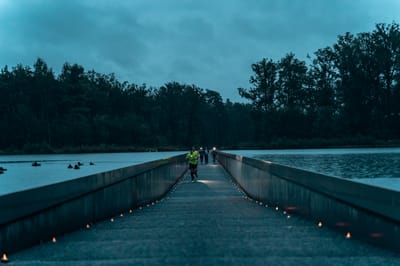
[[229, 147, 400, 179], [0, 152, 184, 196], [253, 153, 400, 179], [1, 148, 400, 195]]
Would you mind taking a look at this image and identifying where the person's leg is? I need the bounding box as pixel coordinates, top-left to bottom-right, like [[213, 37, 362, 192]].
[[189, 164, 194, 181]]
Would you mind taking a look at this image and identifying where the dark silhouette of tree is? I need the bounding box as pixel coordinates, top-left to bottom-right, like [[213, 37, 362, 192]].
[[369, 23, 400, 136], [238, 58, 277, 112], [308, 47, 339, 137], [203, 89, 226, 146]]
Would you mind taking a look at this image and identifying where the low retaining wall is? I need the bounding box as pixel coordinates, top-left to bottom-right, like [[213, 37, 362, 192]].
[[217, 151, 400, 251], [0, 154, 187, 254]]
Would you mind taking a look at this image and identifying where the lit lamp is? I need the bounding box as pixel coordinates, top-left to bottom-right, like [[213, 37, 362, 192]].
[[1, 253, 9, 263]]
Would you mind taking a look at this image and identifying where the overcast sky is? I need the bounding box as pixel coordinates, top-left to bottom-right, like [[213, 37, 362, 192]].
[[1, 0, 400, 102]]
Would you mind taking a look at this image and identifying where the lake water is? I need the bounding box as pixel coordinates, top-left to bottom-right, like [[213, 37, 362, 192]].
[[0, 151, 183, 196], [227, 147, 400, 191], [1, 147, 399, 195]]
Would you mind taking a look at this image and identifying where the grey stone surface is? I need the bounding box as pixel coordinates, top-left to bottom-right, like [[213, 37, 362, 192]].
[[9, 164, 400, 265]]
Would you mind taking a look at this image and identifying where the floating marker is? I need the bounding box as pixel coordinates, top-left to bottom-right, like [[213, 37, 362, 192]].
[[318, 221, 323, 228], [346, 232, 351, 239], [52, 237, 57, 243]]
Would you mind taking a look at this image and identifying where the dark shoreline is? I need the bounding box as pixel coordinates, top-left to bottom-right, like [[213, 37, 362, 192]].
[[1, 138, 400, 155]]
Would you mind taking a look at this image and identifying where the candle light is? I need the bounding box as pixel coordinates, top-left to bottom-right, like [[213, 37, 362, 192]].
[[1, 253, 9, 263]]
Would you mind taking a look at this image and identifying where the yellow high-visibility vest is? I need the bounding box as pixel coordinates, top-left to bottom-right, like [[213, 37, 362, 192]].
[[186, 151, 199, 164]]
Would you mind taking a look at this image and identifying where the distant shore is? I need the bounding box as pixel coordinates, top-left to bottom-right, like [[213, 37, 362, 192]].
[[1, 138, 400, 155]]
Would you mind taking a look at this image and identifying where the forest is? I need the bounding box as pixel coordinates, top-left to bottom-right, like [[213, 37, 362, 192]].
[[1, 22, 400, 153]]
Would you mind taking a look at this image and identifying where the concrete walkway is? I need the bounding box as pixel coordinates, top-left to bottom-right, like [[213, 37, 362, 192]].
[[10, 163, 400, 265]]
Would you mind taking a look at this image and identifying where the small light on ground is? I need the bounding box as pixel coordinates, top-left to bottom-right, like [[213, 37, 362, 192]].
[[1, 253, 9, 263], [52, 237, 57, 243], [346, 232, 351, 239]]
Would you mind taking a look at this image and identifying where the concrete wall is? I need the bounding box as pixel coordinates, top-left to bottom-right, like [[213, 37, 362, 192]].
[[217, 151, 400, 252], [0, 154, 187, 253]]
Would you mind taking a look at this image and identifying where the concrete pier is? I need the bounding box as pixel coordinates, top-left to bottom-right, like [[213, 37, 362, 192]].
[[10, 163, 399, 265]]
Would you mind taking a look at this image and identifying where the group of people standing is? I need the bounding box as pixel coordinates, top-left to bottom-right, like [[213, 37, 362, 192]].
[[199, 146, 210, 164], [186, 146, 216, 182]]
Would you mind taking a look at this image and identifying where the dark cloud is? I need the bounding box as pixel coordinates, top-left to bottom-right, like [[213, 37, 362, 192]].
[[1, 0, 400, 102]]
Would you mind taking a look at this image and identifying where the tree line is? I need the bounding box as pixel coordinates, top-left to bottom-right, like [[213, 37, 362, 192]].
[[0, 59, 252, 152], [0, 22, 399, 153], [239, 22, 400, 145]]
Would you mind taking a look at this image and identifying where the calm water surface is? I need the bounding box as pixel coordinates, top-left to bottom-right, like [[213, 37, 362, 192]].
[[228, 147, 400, 190], [0, 151, 183, 195], [1, 148, 400, 195], [229, 147, 400, 179]]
